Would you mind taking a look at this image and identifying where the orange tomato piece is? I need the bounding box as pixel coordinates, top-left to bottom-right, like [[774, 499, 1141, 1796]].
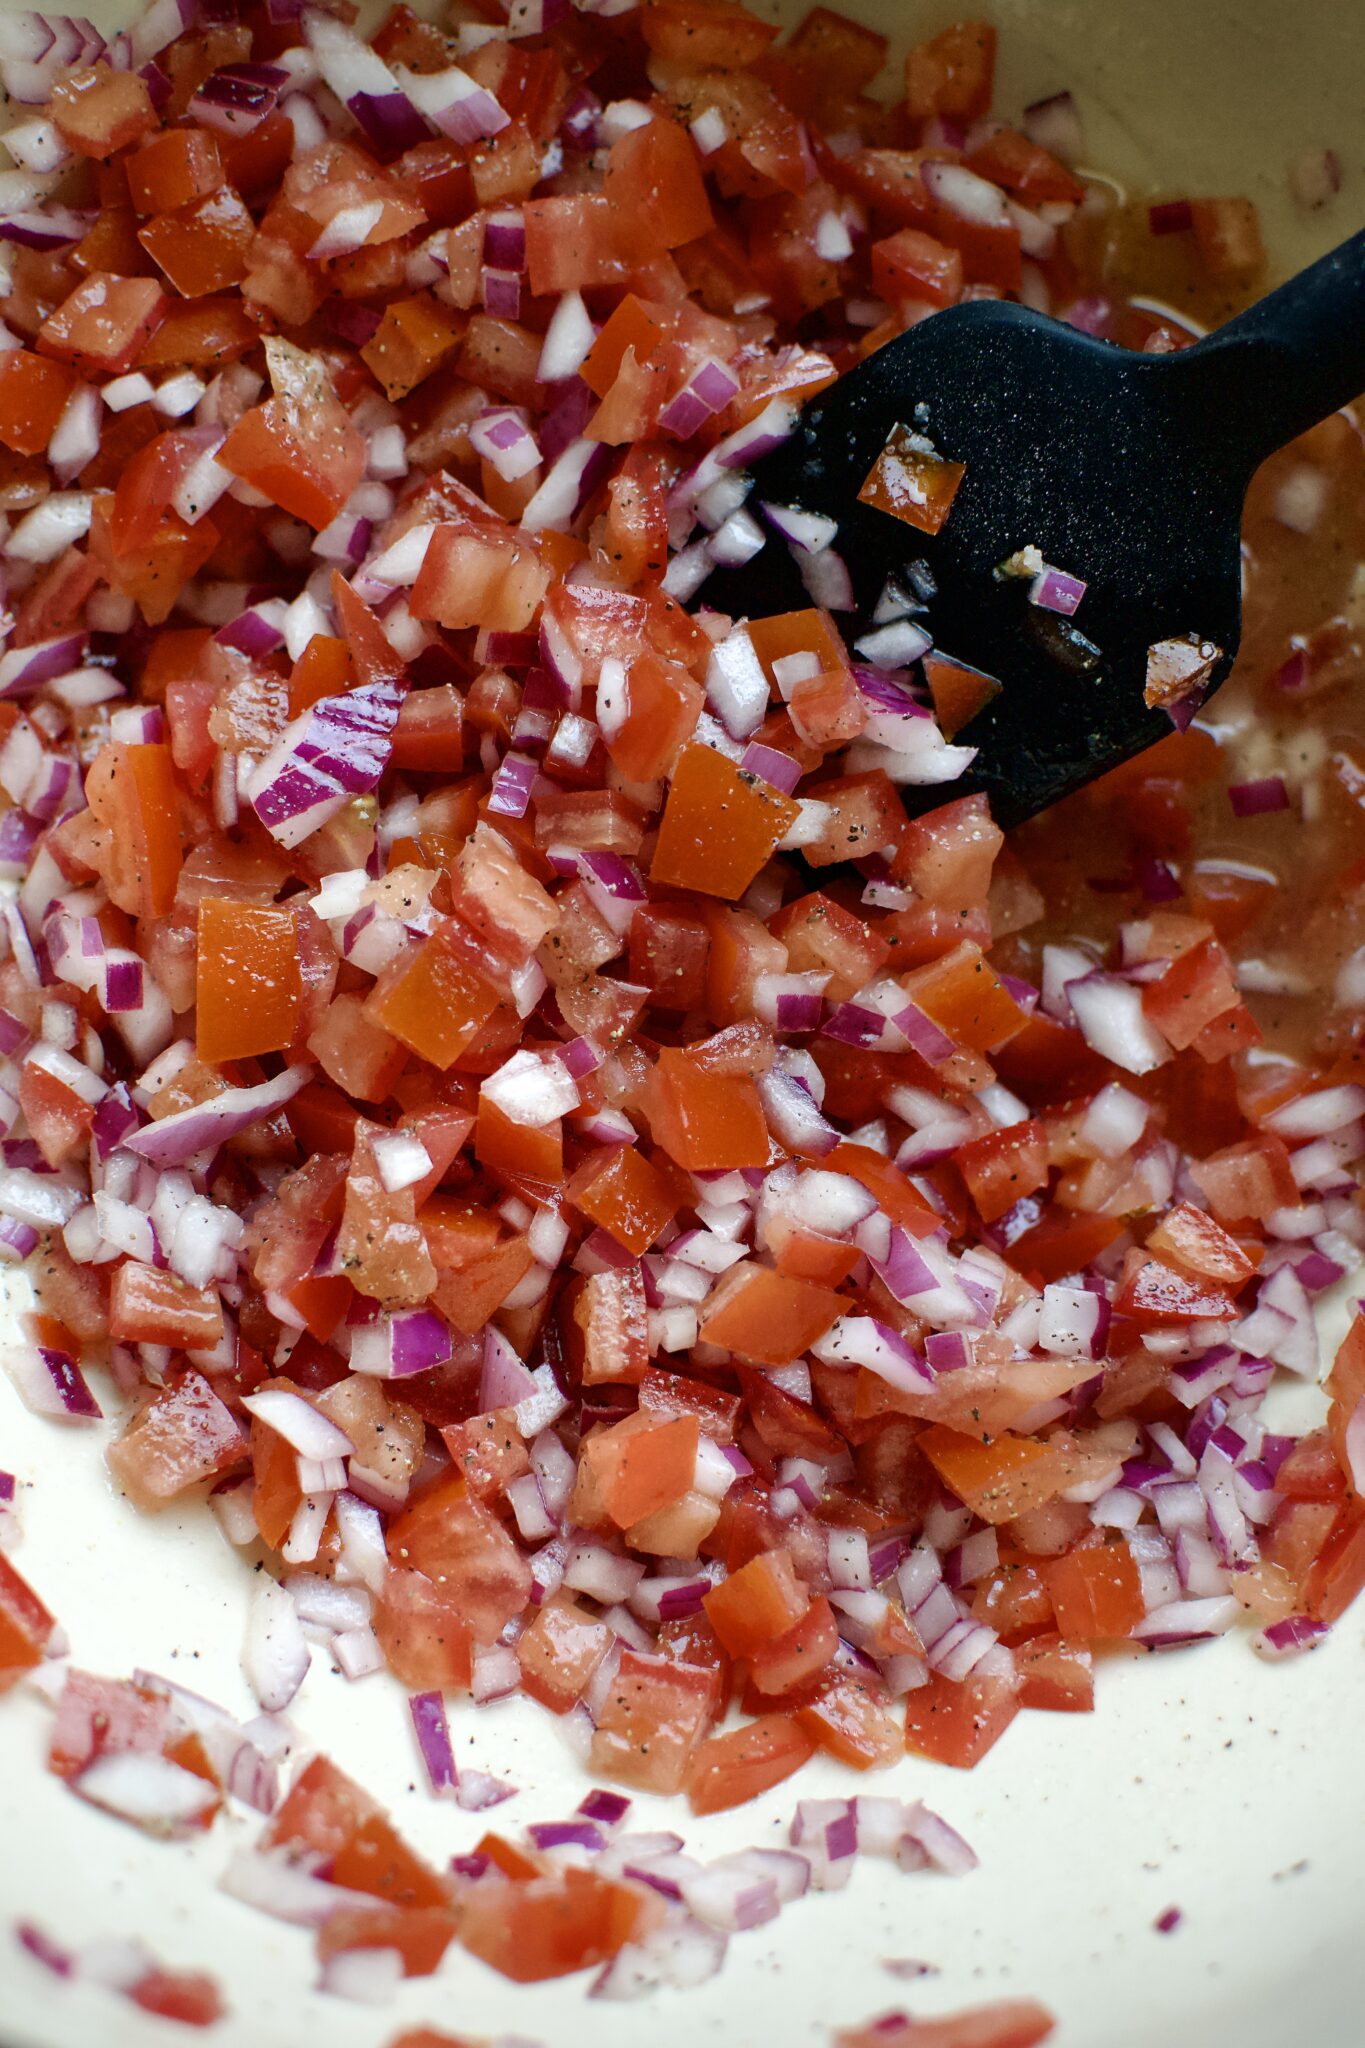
[[918, 1426, 1070, 1525], [573, 1266, 650, 1385], [318, 1903, 457, 1979], [361, 293, 463, 401], [589, 1647, 720, 1793], [644, 1044, 770, 1170], [106, 1370, 241, 1509], [566, 1144, 678, 1254], [871, 226, 964, 308], [196, 900, 302, 1063], [904, 21, 997, 122], [475, 1095, 563, 1182], [128, 1970, 225, 2027], [923, 650, 1004, 739], [0, 352, 78, 456], [1046, 1543, 1144, 1641], [388, 1476, 532, 1642], [651, 745, 800, 900], [457, 1864, 657, 1982], [515, 1594, 614, 1714], [0, 1552, 56, 1691], [685, 1713, 814, 1814], [366, 925, 498, 1069], [837, 1999, 1054, 2048], [858, 422, 966, 535], [218, 374, 365, 530], [703, 1547, 809, 1656], [903, 1663, 1020, 1769], [262, 1756, 449, 1910], [699, 1262, 845, 1366], [49, 61, 156, 157], [1015, 1634, 1095, 1712], [373, 1569, 475, 1691], [904, 939, 1028, 1052], [578, 1410, 700, 1529], [605, 651, 703, 782], [603, 116, 714, 249], [791, 1665, 905, 1769], [138, 185, 256, 296], [38, 272, 168, 374], [126, 128, 224, 215], [957, 1119, 1050, 1224], [1189, 197, 1264, 283]]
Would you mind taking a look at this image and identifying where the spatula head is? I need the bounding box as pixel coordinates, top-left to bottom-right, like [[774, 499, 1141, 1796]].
[[704, 300, 1245, 827]]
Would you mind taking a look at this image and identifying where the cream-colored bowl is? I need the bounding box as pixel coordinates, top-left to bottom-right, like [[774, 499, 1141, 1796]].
[[3, 5, 1364, 2046]]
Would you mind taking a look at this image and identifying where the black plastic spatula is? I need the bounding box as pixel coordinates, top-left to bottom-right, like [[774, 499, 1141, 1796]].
[[703, 226, 1365, 827]]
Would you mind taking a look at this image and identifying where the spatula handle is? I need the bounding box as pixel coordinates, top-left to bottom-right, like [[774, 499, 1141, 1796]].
[[1179, 226, 1365, 468]]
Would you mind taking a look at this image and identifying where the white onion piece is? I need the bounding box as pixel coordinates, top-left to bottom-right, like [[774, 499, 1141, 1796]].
[[242, 1577, 311, 1712]]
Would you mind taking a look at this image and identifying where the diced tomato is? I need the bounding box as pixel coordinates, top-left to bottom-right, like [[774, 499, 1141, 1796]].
[[39, 273, 168, 374], [871, 226, 964, 307], [858, 421, 966, 534], [361, 293, 463, 401], [1015, 1634, 1095, 1712], [643, 1044, 770, 1171], [576, 1410, 700, 1530], [1112, 1251, 1238, 1327], [107, 1371, 242, 1510], [918, 1426, 1071, 1525], [685, 1712, 814, 1813], [836, 1999, 1054, 2048], [367, 925, 498, 1069], [0, 352, 77, 456], [904, 22, 997, 122], [703, 1547, 809, 1657], [1046, 1542, 1144, 1641], [515, 1594, 614, 1713], [457, 1863, 659, 1982], [903, 1662, 1020, 1769], [589, 1647, 720, 1793], [263, 1756, 449, 1909], [318, 1903, 457, 1978], [958, 1120, 1050, 1223], [699, 1262, 844, 1365], [0, 1552, 56, 1691], [129, 1969, 225, 2027], [1190, 197, 1264, 282], [196, 900, 302, 1063], [388, 1475, 531, 1641], [50, 62, 156, 157]]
